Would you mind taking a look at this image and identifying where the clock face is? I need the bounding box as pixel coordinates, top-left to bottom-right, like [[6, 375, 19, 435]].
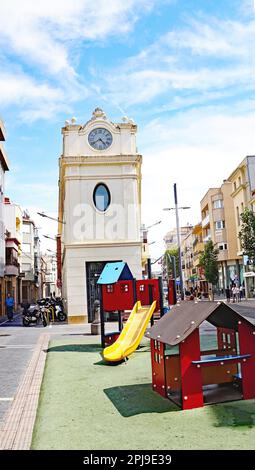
[[88, 128, 113, 150]]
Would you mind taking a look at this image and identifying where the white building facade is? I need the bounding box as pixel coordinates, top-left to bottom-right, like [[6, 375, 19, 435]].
[[0, 120, 10, 315], [58, 108, 143, 323], [21, 215, 41, 302]]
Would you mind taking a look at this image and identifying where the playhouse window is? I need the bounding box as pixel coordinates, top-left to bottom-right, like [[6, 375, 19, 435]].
[[139, 285, 145, 292], [121, 284, 129, 292], [106, 285, 114, 293]]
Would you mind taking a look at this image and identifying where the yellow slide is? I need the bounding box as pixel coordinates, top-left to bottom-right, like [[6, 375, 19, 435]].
[[102, 301, 157, 363]]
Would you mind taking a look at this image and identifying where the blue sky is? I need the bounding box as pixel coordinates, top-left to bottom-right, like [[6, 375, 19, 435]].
[[1, 0, 255, 260]]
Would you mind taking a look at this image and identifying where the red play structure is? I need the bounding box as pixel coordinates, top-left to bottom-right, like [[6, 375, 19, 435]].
[[146, 301, 255, 410], [97, 262, 165, 348]]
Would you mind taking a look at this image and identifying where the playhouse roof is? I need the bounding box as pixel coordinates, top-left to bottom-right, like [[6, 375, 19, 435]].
[[97, 262, 133, 285], [146, 301, 255, 346]]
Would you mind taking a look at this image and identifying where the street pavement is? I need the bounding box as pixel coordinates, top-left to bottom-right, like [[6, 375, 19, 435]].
[[0, 314, 43, 422], [0, 298, 255, 446], [0, 313, 118, 426]]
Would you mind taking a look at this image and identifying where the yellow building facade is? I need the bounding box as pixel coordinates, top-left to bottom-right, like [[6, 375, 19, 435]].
[[228, 156, 255, 296], [200, 181, 241, 290]]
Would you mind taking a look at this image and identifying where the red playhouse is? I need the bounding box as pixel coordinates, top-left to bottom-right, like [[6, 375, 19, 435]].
[[97, 262, 164, 348], [146, 301, 255, 410]]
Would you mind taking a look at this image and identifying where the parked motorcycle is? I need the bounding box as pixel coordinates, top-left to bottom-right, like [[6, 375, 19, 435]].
[[22, 302, 48, 327], [37, 298, 67, 322]]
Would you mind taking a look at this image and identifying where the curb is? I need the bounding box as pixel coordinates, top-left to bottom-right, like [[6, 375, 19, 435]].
[[0, 333, 49, 450]]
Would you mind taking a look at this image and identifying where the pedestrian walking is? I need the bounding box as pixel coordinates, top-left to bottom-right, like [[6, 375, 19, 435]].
[[225, 287, 231, 302], [6, 293, 14, 321], [239, 285, 243, 301], [232, 285, 237, 303], [236, 285, 240, 302]]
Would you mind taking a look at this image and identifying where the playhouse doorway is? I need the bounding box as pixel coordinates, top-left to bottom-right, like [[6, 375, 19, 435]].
[[86, 261, 121, 322], [199, 323, 243, 405]]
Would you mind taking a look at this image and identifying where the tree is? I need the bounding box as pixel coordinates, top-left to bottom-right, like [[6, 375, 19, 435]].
[[239, 208, 255, 264], [164, 247, 179, 279], [199, 240, 219, 299]]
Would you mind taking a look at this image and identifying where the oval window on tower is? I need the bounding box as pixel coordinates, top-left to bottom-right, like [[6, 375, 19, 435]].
[[93, 183, 111, 212]]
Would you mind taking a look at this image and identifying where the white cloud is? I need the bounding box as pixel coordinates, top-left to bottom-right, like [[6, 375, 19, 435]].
[[0, 0, 156, 77], [97, 13, 255, 108], [0, 0, 160, 121], [140, 103, 255, 262]]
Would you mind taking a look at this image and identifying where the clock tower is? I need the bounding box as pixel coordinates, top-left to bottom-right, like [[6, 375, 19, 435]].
[[58, 108, 143, 323]]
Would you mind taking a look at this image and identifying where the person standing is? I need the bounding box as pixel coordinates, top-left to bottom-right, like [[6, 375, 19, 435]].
[[225, 286, 231, 302], [236, 285, 240, 303], [239, 285, 243, 301], [232, 284, 237, 303], [6, 293, 14, 321]]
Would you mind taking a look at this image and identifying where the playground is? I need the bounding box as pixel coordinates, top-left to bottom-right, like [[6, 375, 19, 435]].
[[31, 334, 255, 450], [30, 263, 255, 450]]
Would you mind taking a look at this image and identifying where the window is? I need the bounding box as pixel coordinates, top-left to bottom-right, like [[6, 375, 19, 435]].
[[93, 183, 111, 212], [218, 243, 228, 251], [23, 224, 31, 234], [22, 243, 31, 253], [213, 199, 223, 209], [106, 285, 114, 293], [215, 220, 225, 230], [238, 176, 242, 186], [22, 263, 31, 272], [234, 182, 237, 191], [236, 206, 240, 226], [120, 284, 129, 292]]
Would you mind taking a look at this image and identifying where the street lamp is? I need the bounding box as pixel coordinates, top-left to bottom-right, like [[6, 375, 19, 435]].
[[37, 212, 66, 224], [146, 220, 162, 230], [142, 221, 162, 279], [43, 234, 56, 241], [163, 183, 191, 301]]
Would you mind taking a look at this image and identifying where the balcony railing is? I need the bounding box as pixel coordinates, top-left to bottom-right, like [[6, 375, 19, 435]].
[[203, 234, 212, 243], [202, 214, 210, 228]]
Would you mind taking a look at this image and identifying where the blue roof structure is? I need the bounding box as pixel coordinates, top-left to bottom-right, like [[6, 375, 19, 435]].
[[97, 262, 133, 285]]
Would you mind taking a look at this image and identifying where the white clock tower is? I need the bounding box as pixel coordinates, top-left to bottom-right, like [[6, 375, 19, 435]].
[[58, 108, 143, 323]]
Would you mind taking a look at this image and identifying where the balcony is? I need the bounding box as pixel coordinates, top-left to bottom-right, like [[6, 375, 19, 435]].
[[22, 270, 36, 282], [202, 214, 210, 228], [203, 234, 212, 243], [5, 263, 19, 276]]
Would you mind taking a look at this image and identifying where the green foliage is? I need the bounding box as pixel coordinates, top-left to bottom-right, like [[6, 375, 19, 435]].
[[199, 240, 219, 286], [239, 208, 255, 263], [164, 248, 179, 278]]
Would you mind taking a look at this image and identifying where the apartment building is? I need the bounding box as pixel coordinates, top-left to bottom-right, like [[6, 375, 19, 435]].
[[228, 156, 255, 296], [200, 181, 241, 290], [4, 198, 22, 308], [141, 224, 151, 278], [0, 120, 10, 315], [41, 253, 59, 298], [181, 228, 195, 289], [21, 214, 41, 302], [164, 225, 193, 250]]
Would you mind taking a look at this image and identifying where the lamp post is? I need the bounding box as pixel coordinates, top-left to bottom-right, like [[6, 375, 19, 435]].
[[142, 221, 162, 279], [43, 234, 56, 241], [37, 212, 66, 224], [163, 183, 190, 301]]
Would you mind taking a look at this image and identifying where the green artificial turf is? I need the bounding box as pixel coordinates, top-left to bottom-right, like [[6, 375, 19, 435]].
[[31, 337, 255, 450]]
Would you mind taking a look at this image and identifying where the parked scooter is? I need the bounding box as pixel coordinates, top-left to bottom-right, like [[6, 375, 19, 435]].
[[22, 302, 48, 327], [37, 297, 67, 322]]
